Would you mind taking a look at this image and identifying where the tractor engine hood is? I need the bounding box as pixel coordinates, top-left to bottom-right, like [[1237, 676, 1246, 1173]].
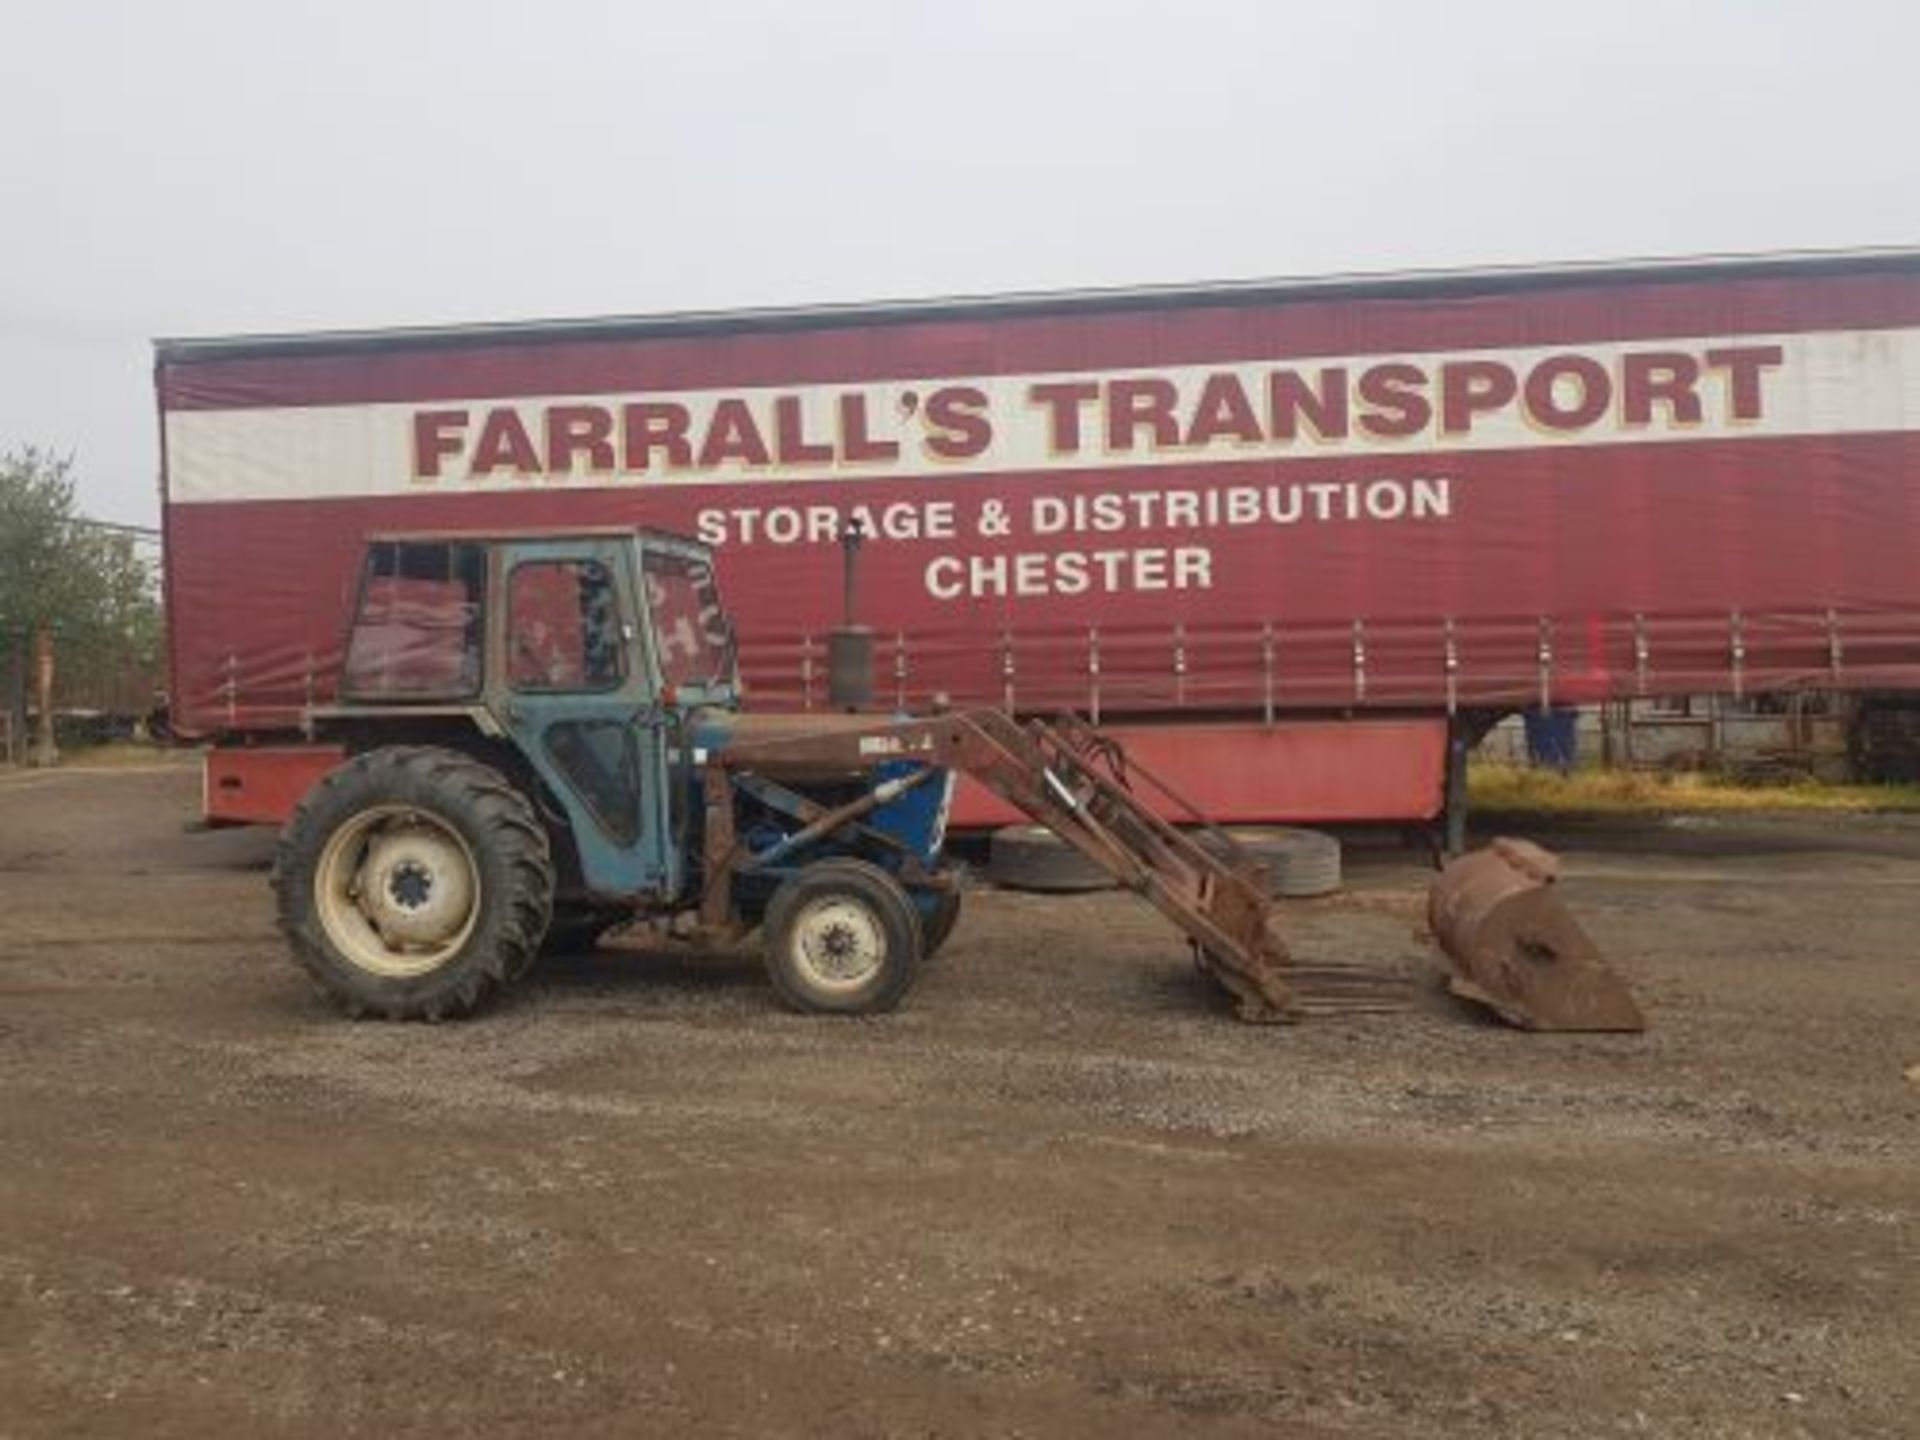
[[688, 709, 944, 782]]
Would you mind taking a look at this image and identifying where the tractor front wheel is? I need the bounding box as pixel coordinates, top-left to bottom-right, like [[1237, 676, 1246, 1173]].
[[273, 746, 556, 1020], [920, 887, 962, 960], [763, 859, 923, 1014]]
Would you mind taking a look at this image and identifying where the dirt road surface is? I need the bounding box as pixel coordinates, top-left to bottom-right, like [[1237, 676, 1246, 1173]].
[[2, 762, 1916, 1437]]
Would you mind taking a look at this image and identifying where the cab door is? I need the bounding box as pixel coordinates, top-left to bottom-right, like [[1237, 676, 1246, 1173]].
[[491, 540, 676, 900]]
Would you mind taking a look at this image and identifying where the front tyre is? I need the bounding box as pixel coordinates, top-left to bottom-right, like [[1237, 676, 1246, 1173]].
[[763, 859, 923, 1015], [919, 887, 962, 961], [273, 746, 555, 1020]]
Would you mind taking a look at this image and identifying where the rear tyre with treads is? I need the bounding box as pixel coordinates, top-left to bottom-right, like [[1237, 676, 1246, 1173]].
[[272, 746, 555, 1020]]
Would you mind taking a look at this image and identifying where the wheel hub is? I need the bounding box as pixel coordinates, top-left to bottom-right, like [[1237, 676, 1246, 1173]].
[[793, 898, 885, 989], [358, 824, 475, 948], [314, 807, 482, 978], [388, 861, 433, 910]]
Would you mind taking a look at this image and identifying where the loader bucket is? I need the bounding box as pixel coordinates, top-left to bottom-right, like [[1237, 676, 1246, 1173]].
[[1427, 838, 1645, 1032]]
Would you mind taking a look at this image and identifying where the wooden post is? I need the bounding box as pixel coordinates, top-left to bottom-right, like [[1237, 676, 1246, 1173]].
[[32, 619, 57, 767], [6, 628, 26, 765]]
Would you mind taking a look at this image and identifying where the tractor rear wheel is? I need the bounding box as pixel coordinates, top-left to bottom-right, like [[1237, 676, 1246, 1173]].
[[273, 746, 555, 1020], [763, 859, 923, 1014]]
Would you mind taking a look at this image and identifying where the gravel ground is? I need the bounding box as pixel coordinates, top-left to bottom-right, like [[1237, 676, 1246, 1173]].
[[1, 761, 1916, 1438]]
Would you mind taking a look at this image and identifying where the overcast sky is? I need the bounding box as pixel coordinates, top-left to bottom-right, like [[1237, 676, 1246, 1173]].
[[2, 0, 1915, 526]]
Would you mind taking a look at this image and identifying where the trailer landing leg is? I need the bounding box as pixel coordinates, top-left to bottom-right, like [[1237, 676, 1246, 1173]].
[[1443, 724, 1470, 860]]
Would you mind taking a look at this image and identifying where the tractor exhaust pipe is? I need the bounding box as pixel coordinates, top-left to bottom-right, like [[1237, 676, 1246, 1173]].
[[827, 519, 875, 711]]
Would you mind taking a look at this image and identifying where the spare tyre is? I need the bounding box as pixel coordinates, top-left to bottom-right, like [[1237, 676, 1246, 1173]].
[[987, 825, 1114, 893], [1197, 826, 1342, 898]]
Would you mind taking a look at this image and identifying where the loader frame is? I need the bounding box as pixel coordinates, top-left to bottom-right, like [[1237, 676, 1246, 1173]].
[[706, 708, 1403, 1021]]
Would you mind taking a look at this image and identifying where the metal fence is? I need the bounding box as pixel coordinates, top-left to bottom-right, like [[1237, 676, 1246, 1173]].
[[1476, 692, 1857, 781]]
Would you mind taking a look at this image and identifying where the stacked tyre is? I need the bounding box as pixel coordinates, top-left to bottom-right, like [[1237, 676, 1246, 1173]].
[[1197, 826, 1342, 898], [988, 822, 1342, 899], [986, 825, 1115, 893]]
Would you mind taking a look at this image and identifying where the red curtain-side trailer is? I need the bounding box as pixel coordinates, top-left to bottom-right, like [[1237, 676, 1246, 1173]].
[[157, 249, 1920, 837]]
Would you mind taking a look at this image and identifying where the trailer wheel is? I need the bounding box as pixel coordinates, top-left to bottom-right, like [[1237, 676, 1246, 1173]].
[[273, 746, 555, 1020], [763, 859, 922, 1014]]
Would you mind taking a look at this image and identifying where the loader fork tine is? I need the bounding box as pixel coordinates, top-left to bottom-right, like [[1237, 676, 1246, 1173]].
[[956, 711, 1408, 1022]]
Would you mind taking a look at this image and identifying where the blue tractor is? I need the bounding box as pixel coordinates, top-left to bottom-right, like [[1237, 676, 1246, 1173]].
[[272, 528, 1381, 1024]]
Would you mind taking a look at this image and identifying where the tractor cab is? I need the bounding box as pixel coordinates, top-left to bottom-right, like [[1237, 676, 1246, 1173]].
[[331, 529, 744, 908], [287, 528, 962, 1021]]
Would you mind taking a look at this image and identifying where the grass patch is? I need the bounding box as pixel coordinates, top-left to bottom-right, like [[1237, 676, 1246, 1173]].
[[1469, 761, 1920, 815], [68, 740, 194, 767], [1, 740, 191, 772]]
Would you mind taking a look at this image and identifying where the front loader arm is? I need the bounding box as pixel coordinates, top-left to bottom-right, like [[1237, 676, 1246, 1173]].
[[710, 709, 1404, 1021]]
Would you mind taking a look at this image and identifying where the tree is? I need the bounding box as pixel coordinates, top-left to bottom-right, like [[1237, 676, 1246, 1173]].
[[0, 447, 163, 763]]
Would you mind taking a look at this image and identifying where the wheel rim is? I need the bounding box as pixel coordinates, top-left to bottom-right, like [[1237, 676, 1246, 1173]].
[[788, 895, 888, 994], [314, 804, 481, 978]]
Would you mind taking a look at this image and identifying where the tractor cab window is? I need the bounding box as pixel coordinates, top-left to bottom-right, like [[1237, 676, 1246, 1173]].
[[508, 560, 624, 692], [341, 541, 486, 700], [644, 551, 734, 690]]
